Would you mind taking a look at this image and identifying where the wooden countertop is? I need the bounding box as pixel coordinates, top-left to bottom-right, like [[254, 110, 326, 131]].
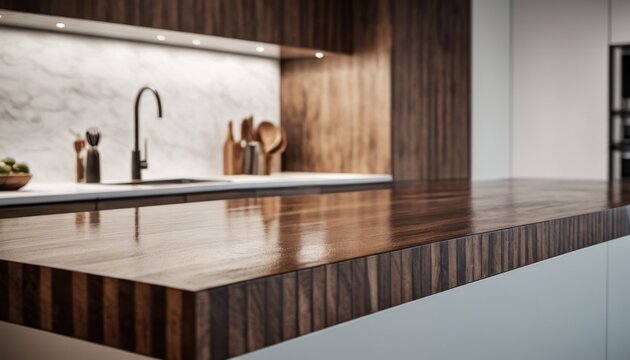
[[1, 178, 629, 292], [2, 179, 630, 359]]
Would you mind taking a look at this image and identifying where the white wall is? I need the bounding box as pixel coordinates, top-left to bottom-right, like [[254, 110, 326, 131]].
[[611, 0, 630, 45], [471, 0, 512, 180], [511, 0, 609, 179], [0, 27, 280, 183]]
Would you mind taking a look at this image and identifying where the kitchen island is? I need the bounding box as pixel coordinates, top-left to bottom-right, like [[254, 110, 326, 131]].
[[1, 179, 630, 359]]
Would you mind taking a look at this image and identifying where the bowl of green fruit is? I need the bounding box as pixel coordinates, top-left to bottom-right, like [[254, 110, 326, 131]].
[[0, 157, 32, 191]]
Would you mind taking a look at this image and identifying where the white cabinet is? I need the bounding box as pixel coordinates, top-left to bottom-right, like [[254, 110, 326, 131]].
[[607, 236, 630, 359]]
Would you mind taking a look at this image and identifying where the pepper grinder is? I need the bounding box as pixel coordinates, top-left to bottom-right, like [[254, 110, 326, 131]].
[[70, 130, 86, 183], [85, 128, 101, 183]]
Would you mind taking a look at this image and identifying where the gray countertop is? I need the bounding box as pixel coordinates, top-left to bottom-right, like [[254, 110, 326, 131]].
[[0, 172, 392, 206]]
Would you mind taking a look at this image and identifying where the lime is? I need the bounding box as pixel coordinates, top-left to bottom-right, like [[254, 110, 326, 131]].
[[1, 157, 15, 167], [12, 162, 29, 174], [0, 164, 10, 175]]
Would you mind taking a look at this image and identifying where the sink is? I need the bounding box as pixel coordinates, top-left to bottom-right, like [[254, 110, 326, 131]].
[[106, 178, 230, 186]]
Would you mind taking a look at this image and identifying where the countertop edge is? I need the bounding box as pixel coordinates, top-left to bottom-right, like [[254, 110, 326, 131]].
[[2, 205, 629, 359], [0, 174, 392, 206]]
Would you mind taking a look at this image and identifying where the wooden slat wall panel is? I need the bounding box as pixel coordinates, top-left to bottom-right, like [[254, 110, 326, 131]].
[[0, 0, 353, 53], [1, 207, 630, 359], [281, 0, 391, 174], [0, 269, 192, 359], [391, 0, 471, 180]]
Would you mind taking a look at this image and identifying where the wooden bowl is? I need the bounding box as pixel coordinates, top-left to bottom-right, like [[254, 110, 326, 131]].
[[0, 174, 32, 191]]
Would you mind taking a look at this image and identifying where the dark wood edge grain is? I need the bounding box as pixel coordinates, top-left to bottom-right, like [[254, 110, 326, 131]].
[[2, 206, 629, 359], [0, 268, 195, 360]]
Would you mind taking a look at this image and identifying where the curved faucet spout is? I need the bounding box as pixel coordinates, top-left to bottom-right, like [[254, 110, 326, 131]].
[[132, 86, 163, 180], [134, 86, 162, 151]]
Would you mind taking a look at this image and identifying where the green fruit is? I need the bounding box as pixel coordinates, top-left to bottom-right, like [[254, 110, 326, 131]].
[[12, 162, 29, 174], [0, 164, 10, 175], [2, 157, 15, 167]]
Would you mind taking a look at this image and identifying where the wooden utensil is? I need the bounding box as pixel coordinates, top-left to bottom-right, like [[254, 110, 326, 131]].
[[240, 116, 255, 142], [257, 121, 282, 154], [264, 127, 288, 175], [73, 135, 85, 182], [223, 120, 236, 175]]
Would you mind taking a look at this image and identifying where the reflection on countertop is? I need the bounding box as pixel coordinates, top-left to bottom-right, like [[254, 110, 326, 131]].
[[0, 172, 392, 206], [2, 178, 629, 291]]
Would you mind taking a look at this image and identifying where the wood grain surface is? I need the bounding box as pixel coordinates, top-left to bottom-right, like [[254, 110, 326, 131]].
[[391, 0, 471, 180], [3, 179, 630, 359], [0, 0, 353, 53], [281, 0, 391, 174], [0, 179, 628, 292]]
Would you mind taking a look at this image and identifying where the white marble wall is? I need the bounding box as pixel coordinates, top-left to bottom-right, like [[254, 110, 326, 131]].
[[0, 27, 280, 182]]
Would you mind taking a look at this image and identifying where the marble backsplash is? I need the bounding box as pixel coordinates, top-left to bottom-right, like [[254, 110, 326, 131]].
[[0, 27, 279, 183]]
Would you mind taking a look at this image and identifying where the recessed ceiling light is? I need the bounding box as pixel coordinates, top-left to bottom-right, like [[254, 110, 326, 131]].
[[192, 39, 201, 46], [315, 52, 324, 59], [55, 22, 65, 29], [255, 46, 265, 53], [156, 34, 166, 41]]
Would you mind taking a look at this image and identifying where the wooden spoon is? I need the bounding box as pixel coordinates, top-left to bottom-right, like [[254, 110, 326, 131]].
[[264, 127, 288, 175], [272, 128, 288, 155], [257, 121, 282, 154]]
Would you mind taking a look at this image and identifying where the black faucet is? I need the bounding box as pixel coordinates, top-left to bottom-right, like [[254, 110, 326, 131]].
[[132, 86, 162, 180]]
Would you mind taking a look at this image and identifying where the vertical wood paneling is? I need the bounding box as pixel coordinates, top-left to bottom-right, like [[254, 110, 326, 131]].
[[351, 258, 368, 318], [228, 284, 246, 356], [135, 283, 152, 355], [401, 249, 413, 303], [103, 277, 119, 347], [247, 279, 267, 351], [391, 0, 471, 180], [210, 287, 228, 360], [297, 269, 313, 336], [337, 261, 352, 323], [366, 256, 379, 313], [71, 272, 87, 339], [195, 290, 211, 360], [312, 267, 326, 331], [377, 253, 391, 309], [166, 288, 183, 360], [39, 267, 53, 330], [281, 272, 297, 340], [8, 262, 22, 324], [390, 251, 402, 307], [325, 263, 338, 326], [264, 275, 282, 346], [0, 261, 8, 321], [118, 280, 136, 352], [103, 278, 120, 347], [22, 264, 40, 328], [281, 0, 391, 174], [87, 274, 103, 343], [182, 291, 196, 360], [51, 268, 73, 336]]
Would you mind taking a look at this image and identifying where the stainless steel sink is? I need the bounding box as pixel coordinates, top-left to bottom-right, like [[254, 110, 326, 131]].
[[106, 178, 229, 186]]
